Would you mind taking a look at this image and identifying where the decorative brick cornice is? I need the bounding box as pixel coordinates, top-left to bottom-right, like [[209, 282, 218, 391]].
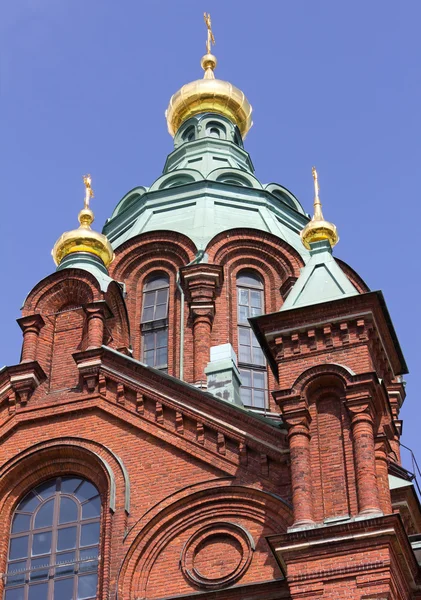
[[267, 513, 420, 594], [0, 361, 46, 409], [180, 263, 223, 321]]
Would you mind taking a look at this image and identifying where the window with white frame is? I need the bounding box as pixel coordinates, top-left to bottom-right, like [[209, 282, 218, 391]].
[[236, 270, 267, 409], [141, 273, 169, 372]]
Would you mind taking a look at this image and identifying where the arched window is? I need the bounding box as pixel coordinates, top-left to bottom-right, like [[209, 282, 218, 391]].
[[236, 271, 267, 409], [183, 126, 195, 142], [5, 477, 100, 600], [141, 272, 169, 372], [206, 122, 226, 139]]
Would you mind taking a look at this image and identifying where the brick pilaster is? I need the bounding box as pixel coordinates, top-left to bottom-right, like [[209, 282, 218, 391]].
[[346, 395, 382, 516], [180, 264, 223, 385], [17, 314, 45, 363]]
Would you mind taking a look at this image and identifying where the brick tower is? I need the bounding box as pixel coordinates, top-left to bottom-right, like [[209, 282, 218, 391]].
[[1, 16, 420, 600]]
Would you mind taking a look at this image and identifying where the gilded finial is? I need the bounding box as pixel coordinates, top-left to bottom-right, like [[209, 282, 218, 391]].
[[204, 13, 215, 54], [52, 174, 114, 267], [83, 174, 94, 209], [300, 166, 339, 250], [201, 13, 217, 79]]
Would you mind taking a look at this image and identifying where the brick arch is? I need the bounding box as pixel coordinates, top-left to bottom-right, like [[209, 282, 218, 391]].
[[290, 363, 355, 399], [118, 484, 292, 599], [0, 440, 122, 600], [206, 228, 304, 279], [22, 269, 102, 316], [110, 231, 197, 281]]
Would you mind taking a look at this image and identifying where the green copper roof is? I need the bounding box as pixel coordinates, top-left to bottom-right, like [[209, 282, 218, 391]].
[[103, 114, 311, 259], [56, 252, 114, 292], [281, 240, 359, 310]]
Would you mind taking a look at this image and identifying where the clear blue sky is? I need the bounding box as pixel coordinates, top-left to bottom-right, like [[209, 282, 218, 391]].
[[1, 1, 420, 472]]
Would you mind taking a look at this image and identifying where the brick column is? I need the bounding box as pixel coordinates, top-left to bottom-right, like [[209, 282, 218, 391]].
[[375, 437, 392, 514], [191, 308, 214, 386], [274, 391, 314, 527], [17, 314, 45, 363], [85, 303, 109, 349], [346, 397, 382, 516], [180, 264, 223, 386], [287, 412, 314, 527]]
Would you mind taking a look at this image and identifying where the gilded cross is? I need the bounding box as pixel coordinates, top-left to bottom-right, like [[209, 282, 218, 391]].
[[312, 166, 320, 200], [83, 174, 94, 209], [204, 12, 215, 54]]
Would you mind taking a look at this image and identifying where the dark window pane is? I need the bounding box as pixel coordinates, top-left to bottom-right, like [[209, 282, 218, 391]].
[[79, 547, 99, 572], [252, 346, 265, 365], [238, 305, 249, 324], [6, 561, 26, 585], [239, 328, 251, 346], [250, 290, 262, 308], [239, 346, 251, 363], [59, 497, 78, 524], [57, 527, 77, 551], [55, 551, 75, 576], [12, 513, 31, 534], [253, 371, 265, 389], [143, 349, 154, 365], [155, 347, 167, 367], [10, 536, 28, 560], [144, 274, 169, 291], [141, 307, 154, 322], [30, 557, 49, 581], [240, 387, 252, 405], [61, 478, 83, 494], [28, 583, 48, 600], [54, 577, 75, 600], [156, 329, 167, 348], [239, 369, 252, 387], [17, 493, 40, 512], [154, 304, 167, 320], [238, 289, 249, 305], [35, 480, 56, 500], [77, 573, 98, 599], [156, 289, 168, 304], [143, 291, 156, 308], [34, 499, 54, 529], [32, 531, 51, 556], [237, 272, 263, 287], [253, 389, 266, 408], [82, 496, 101, 520], [75, 482, 98, 503], [143, 332, 154, 350], [5, 589, 25, 600], [80, 522, 100, 547], [250, 306, 262, 318]]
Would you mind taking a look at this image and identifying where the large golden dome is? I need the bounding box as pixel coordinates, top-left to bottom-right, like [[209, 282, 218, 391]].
[[166, 53, 253, 139], [166, 14, 252, 139], [52, 176, 114, 268]]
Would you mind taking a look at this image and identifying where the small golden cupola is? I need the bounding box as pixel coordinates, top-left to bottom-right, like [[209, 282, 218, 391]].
[[52, 175, 114, 268], [166, 13, 253, 139], [300, 167, 339, 250]]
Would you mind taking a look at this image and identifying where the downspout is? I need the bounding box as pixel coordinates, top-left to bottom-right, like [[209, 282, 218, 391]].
[[176, 249, 206, 381]]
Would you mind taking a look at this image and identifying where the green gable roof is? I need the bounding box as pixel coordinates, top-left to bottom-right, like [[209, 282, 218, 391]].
[[281, 240, 358, 310]]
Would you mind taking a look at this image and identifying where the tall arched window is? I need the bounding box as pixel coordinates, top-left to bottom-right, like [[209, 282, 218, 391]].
[[236, 271, 267, 409], [141, 272, 169, 372], [5, 477, 100, 600]]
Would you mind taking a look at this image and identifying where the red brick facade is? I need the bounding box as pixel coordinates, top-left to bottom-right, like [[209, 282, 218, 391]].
[[0, 222, 419, 600]]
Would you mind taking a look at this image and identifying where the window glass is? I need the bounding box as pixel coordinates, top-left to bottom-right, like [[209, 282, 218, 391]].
[[236, 270, 267, 409], [5, 477, 100, 600], [141, 273, 169, 371]]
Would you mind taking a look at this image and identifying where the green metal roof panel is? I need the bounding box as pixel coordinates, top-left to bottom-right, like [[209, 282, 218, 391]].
[[281, 240, 358, 310]]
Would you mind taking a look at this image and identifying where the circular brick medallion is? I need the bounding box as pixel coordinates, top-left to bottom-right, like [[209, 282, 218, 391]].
[[181, 522, 254, 589]]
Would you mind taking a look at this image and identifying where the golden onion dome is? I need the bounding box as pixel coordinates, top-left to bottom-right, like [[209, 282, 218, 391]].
[[166, 14, 253, 139], [301, 167, 339, 250], [52, 175, 114, 268]]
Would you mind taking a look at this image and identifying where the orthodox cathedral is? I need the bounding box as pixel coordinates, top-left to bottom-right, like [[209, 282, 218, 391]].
[[1, 14, 420, 600]]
